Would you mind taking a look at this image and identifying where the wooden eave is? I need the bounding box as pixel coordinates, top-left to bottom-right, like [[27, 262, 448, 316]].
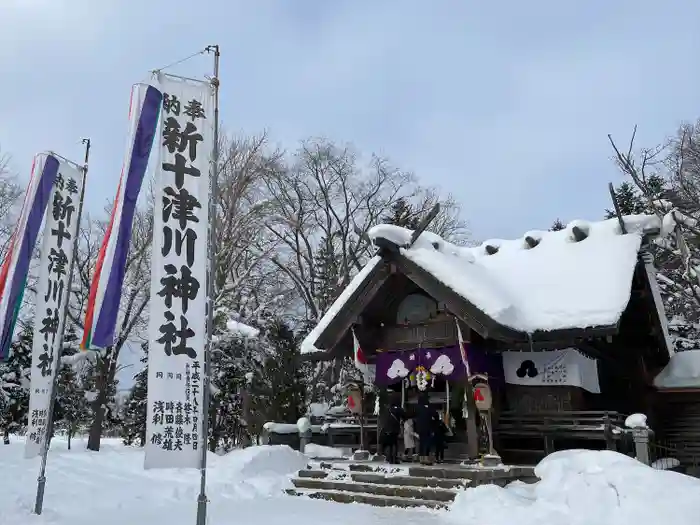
[[305, 257, 392, 359], [636, 251, 672, 364]]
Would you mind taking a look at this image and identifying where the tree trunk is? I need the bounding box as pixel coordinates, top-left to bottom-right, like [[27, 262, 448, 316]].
[[87, 353, 113, 451], [208, 401, 221, 452], [87, 384, 107, 451], [242, 387, 251, 448], [3, 427, 9, 445], [67, 427, 72, 450]]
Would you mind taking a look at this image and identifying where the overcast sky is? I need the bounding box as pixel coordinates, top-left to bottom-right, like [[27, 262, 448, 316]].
[[2, 0, 699, 242]]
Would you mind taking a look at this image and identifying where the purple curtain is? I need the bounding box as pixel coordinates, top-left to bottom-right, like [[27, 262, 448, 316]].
[[375, 343, 504, 387]]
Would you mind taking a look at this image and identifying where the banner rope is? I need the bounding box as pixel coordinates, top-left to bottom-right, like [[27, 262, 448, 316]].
[[152, 48, 209, 74]]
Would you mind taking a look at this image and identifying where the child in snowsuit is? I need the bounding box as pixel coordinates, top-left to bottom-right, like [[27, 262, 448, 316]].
[[432, 416, 448, 463], [403, 418, 418, 460]]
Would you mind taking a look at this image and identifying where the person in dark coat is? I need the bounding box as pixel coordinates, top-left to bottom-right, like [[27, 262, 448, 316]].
[[432, 416, 448, 463], [380, 395, 405, 463], [415, 392, 438, 465]]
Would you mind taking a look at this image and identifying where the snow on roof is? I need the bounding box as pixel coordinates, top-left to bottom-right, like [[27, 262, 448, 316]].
[[654, 350, 700, 389], [300, 255, 382, 354], [301, 214, 662, 353], [373, 215, 661, 334]]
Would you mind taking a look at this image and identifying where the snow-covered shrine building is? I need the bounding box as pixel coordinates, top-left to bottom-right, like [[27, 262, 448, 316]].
[[301, 215, 674, 464]]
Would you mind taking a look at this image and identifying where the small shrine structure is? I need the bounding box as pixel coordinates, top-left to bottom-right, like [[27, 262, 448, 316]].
[[301, 213, 672, 463], [652, 350, 700, 470]]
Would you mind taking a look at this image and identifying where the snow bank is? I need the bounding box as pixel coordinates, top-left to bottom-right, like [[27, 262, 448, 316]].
[[652, 457, 681, 470], [215, 445, 307, 479], [304, 443, 348, 459], [3, 438, 444, 525], [654, 350, 700, 389], [449, 449, 700, 525]]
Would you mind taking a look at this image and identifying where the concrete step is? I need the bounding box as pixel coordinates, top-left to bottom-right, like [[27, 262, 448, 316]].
[[313, 461, 406, 475], [350, 472, 470, 490], [347, 463, 376, 472], [291, 476, 457, 503], [408, 465, 536, 484], [285, 488, 448, 509], [298, 469, 331, 479]]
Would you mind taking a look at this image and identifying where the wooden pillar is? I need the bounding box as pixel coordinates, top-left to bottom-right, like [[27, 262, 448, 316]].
[[459, 323, 480, 459], [464, 379, 479, 458]]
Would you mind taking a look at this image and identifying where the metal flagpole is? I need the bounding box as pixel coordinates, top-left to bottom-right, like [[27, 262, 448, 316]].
[[359, 380, 365, 451], [196, 44, 219, 525], [34, 138, 91, 515], [445, 380, 450, 426], [401, 378, 405, 408]]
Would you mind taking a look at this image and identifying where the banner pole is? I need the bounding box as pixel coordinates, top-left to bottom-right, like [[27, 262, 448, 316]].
[[196, 44, 219, 525], [34, 138, 90, 515]]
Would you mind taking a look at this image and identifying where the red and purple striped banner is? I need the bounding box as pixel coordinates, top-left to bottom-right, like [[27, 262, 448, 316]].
[[0, 154, 59, 360], [81, 83, 162, 350]]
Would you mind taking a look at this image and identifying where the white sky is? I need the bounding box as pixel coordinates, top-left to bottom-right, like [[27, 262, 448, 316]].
[[1, 0, 699, 240]]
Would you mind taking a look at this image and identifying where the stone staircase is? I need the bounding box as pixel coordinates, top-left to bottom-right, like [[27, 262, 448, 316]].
[[286, 461, 538, 509]]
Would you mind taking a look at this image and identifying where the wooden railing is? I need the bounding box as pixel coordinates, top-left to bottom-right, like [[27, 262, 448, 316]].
[[495, 410, 628, 463]]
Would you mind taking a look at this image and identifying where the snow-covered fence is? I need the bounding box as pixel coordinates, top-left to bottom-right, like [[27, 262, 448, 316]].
[[261, 422, 322, 450], [261, 418, 378, 455], [625, 414, 651, 465]]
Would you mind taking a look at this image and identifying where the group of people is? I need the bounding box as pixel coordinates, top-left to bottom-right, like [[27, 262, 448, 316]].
[[379, 392, 449, 465]]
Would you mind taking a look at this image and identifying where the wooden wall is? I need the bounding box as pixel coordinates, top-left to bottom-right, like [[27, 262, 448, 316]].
[[504, 385, 586, 412], [654, 391, 700, 467], [379, 316, 457, 351]]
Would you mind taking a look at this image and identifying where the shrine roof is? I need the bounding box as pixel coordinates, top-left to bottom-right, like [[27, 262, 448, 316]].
[[301, 214, 667, 355]]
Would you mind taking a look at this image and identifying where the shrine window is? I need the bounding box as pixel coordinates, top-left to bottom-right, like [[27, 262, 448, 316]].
[[396, 293, 439, 324]]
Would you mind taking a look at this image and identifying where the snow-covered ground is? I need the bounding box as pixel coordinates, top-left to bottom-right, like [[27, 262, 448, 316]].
[[1, 437, 442, 525], [450, 450, 700, 525], [2, 438, 700, 525]]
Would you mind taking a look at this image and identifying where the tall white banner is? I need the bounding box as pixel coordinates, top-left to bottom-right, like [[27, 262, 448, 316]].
[[502, 348, 601, 394], [26, 159, 85, 458], [146, 73, 213, 469]]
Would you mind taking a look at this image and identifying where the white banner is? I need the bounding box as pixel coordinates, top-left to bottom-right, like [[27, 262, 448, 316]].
[[502, 348, 600, 394], [26, 159, 84, 458], [145, 74, 213, 469]]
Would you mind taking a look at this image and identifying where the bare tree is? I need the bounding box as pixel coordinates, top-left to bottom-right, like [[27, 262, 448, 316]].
[[263, 139, 413, 322], [211, 133, 288, 318], [609, 125, 700, 313], [0, 148, 24, 258], [65, 206, 153, 451], [264, 138, 470, 322]]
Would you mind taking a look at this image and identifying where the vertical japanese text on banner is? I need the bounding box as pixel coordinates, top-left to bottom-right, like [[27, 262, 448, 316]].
[[146, 75, 213, 469], [26, 159, 84, 458]]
